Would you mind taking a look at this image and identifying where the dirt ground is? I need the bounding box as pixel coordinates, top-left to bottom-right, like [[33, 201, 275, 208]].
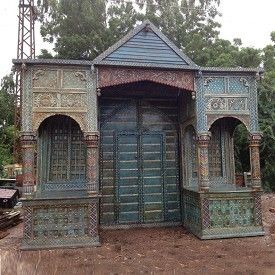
[[0, 194, 274, 275]]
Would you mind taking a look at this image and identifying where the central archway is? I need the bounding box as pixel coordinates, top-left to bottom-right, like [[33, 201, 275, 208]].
[[99, 81, 184, 226]]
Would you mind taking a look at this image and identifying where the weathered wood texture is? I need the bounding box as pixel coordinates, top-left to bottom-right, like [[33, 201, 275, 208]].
[[100, 98, 181, 225]]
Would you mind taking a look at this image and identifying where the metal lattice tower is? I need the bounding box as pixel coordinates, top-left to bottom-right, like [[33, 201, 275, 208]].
[[14, 0, 37, 162]]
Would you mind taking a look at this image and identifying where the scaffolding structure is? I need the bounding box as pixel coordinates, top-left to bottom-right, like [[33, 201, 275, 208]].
[[14, 0, 37, 162]]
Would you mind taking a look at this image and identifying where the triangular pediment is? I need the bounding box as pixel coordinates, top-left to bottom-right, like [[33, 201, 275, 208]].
[[94, 20, 198, 69]]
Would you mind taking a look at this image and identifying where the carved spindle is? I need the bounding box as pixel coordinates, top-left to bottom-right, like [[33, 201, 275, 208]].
[[249, 133, 262, 190], [197, 133, 211, 191], [20, 132, 36, 197], [84, 132, 100, 194]]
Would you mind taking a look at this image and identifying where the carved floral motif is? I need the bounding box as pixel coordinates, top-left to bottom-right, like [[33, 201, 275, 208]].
[[98, 67, 194, 91], [203, 77, 214, 86], [20, 132, 36, 195], [228, 98, 246, 110], [33, 93, 58, 107], [206, 97, 247, 111], [61, 94, 86, 108], [240, 77, 250, 87], [75, 71, 87, 81], [206, 98, 226, 110], [32, 70, 45, 81], [33, 93, 86, 108], [32, 69, 58, 88]]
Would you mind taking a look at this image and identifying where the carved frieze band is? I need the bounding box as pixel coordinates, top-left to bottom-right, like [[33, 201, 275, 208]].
[[98, 67, 195, 91], [33, 93, 87, 108], [206, 97, 248, 112]]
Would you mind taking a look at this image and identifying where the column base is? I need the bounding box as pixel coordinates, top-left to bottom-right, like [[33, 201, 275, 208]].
[[199, 186, 209, 192]]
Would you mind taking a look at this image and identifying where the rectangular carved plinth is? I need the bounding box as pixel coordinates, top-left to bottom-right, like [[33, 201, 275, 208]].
[[182, 188, 264, 239], [21, 195, 100, 250]]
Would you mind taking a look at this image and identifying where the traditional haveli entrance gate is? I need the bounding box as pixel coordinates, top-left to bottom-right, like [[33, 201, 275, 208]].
[[100, 96, 181, 226], [13, 20, 264, 250]]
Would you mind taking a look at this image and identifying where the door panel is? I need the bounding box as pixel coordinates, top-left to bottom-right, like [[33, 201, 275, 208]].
[[100, 98, 181, 225], [117, 133, 140, 224], [142, 134, 164, 223]]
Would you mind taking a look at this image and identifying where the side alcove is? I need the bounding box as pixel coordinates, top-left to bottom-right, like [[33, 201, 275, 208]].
[[37, 115, 87, 192]]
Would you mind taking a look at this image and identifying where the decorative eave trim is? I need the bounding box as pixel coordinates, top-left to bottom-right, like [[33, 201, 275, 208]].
[[12, 58, 93, 66], [93, 20, 199, 69], [199, 66, 264, 74], [95, 60, 198, 70]]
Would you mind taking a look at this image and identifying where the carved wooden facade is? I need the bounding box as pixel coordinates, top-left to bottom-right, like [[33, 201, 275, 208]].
[[13, 20, 264, 250]]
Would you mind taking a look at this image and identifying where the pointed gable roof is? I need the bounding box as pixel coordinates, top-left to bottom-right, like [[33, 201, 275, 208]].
[[94, 20, 198, 70]]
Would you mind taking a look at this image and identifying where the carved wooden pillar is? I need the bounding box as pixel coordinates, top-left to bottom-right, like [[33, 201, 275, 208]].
[[21, 132, 36, 197], [197, 133, 211, 191], [84, 132, 100, 194], [249, 133, 262, 190]]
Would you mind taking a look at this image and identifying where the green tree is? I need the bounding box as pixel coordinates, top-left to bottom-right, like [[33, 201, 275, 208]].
[[0, 74, 15, 176], [37, 0, 222, 61], [258, 32, 275, 191], [38, 0, 108, 59]]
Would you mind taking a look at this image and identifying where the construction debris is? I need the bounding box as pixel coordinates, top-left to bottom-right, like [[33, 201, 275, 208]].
[[0, 210, 21, 230]]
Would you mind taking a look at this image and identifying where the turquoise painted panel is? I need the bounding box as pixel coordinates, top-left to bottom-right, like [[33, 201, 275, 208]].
[[104, 30, 187, 66], [229, 77, 250, 93], [204, 77, 225, 94]]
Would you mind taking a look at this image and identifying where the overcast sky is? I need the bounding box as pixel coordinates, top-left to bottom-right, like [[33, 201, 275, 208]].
[[1, 0, 275, 80]]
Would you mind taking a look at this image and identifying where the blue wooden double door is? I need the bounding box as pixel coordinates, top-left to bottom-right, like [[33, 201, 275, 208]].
[[100, 98, 181, 225]]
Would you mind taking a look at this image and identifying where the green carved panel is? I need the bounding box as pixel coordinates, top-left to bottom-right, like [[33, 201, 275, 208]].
[[33, 204, 89, 238], [208, 198, 254, 227], [21, 196, 100, 250], [182, 188, 264, 239]]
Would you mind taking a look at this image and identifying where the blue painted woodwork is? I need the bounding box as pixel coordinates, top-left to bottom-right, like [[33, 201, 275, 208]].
[[104, 30, 188, 66], [100, 98, 181, 225]]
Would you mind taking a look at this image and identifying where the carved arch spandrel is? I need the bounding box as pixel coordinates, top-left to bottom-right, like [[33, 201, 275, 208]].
[[33, 112, 87, 132], [207, 114, 250, 133], [98, 66, 195, 91]]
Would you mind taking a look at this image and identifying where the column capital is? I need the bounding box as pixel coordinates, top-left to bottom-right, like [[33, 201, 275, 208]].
[[84, 132, 99, 148], [197, 132, 211, 146], [20, 132, 36, 148], [249, 132, 262, 145], [20, 132, 36, 141]]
